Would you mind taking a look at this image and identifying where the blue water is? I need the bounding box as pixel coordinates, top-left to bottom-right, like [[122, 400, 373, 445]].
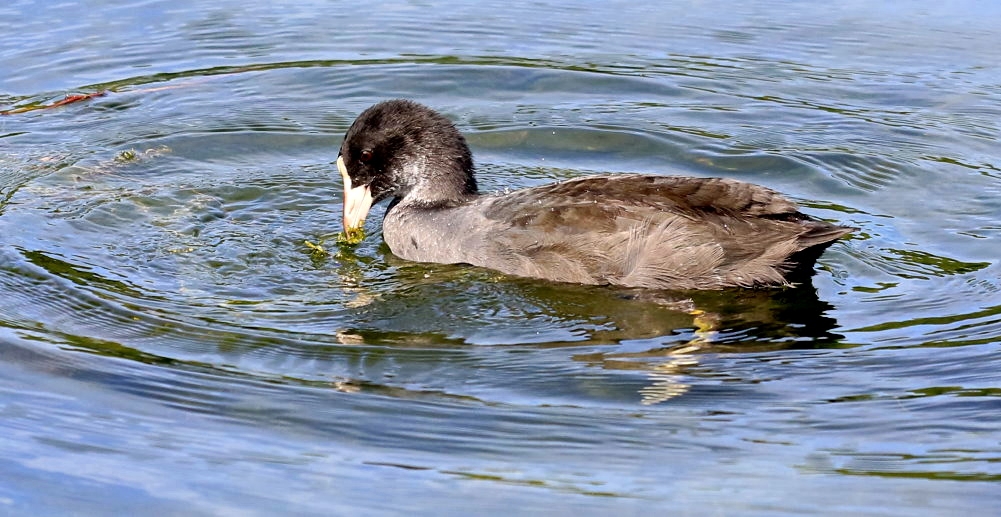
[[2, 1, 1000, 515]]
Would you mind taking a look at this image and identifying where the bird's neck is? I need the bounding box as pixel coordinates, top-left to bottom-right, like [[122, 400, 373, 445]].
[[398, 159, 478, 207]]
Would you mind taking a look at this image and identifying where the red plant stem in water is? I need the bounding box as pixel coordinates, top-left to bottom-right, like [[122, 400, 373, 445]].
[[1, 91, 107, 115]]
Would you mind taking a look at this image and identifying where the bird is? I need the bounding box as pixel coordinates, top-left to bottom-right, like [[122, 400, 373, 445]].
[[335, 99, 852, 290]]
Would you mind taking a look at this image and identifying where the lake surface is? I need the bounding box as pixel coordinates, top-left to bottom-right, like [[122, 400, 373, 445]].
[[2, 0, 1000, 514]]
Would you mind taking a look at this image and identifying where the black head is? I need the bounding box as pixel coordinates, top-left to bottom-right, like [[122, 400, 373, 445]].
[[337, 99, 478, 205]]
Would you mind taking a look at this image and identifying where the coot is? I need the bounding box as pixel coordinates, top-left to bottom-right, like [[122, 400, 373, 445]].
[[336, 99, 852, 289]]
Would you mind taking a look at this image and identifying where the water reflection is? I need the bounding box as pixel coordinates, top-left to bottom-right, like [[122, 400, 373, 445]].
[[7, 223, 851, 408]]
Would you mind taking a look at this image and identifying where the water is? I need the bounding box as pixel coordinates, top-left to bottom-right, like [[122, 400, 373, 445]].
[[2, 0, 1000, 514]]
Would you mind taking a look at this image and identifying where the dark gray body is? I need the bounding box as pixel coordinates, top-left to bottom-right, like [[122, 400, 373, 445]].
[[382, 174, 851, 290]]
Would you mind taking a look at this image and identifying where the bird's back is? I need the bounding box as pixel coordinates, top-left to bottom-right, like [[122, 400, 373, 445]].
[[386, 174, 852, 289]]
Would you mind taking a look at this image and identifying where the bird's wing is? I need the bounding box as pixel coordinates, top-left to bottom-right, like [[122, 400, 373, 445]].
[[472, 175, 839, 289]]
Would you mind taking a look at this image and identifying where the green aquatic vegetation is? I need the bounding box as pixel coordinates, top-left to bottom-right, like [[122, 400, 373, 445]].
[[113, 145, 171, 165], [115, 149, 140, 163], [303, 239, 328, 259], [335, 226, 366, 246], [304, 227, 366, 258]]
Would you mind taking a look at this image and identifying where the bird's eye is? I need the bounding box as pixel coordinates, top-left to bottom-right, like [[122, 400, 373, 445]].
[[359, 149, 373, 163]]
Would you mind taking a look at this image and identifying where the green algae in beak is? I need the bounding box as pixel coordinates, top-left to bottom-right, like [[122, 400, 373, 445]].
[[335, 226, 366, 246]]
